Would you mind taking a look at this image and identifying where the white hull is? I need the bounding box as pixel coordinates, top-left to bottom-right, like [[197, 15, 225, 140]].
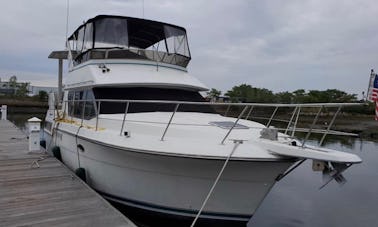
[[45, 128, 294, 222], [45, 15, 362, 226]]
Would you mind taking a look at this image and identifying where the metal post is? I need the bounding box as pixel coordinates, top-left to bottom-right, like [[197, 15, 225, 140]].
[[221, 106, 248, 144], [224, 105, 231, 117], [266, 106, 279, 127], [245, 106, 254, 120], [58, 59, 63, 104], [71, 99, 74, 122], [302, 106, 323, 148], [160, 104, 180, 141], [319, 106, 342, 146], [285, 107, 298, 135], [120, 102, 130, 136], [291, 107, 301, 137], [80, 101, 86, 126], [95, 101, 101, 131]]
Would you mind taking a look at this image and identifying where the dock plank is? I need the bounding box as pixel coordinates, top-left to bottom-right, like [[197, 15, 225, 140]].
[[0, 120, 136, 227]]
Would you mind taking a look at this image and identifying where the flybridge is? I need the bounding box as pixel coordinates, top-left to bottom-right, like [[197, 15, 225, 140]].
[[67, 15, 191, 67]]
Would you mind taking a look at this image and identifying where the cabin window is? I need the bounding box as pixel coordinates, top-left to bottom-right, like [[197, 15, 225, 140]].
[[94, 18, 128, 48], [73, 90, 84, 118], [76, 27, 85, 52], [83, 22, 93, 51], [84, 90, 96, 119], [93, 87, 215, 114], [164, 26, 189, 56], [67, 91, 74, 117], [67, 89, 97, 119]]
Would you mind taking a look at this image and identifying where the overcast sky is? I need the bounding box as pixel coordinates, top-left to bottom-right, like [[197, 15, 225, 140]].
[[0, 0, 377, 97]]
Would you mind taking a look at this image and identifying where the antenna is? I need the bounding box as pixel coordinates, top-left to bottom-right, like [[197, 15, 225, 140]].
[[65, 0, 70, 49]]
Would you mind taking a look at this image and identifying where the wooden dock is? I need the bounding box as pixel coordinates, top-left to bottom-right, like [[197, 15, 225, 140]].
[[0, 119, 136, 227]]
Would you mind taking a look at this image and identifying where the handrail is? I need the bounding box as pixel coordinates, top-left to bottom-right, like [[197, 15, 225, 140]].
[[61, 99, 363, 143], [285, 106, 298, 135], [291, 107, 301, 138], [319, 106, 342, 146], [302, 106, 323, 147], [221, 106, 248, 144], [95, 101, 101, 131], [266, 106, 279, 127], [88, 99, 364, 107], [244, 106, 254, 120], [120, 102, 130, 136], [72, 48, 191, 68], [160, 103, 180, 141]]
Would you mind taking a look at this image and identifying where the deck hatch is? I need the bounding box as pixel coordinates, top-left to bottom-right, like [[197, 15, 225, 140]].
[[209, 121, 249, 129]]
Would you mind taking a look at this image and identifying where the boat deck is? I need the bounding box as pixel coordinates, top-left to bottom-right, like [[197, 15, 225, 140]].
[[0, 119, 136, 227]]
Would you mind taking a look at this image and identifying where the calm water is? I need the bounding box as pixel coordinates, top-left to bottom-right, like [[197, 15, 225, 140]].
[[249, 139, 378, 227], [8, 113, 378, 227]]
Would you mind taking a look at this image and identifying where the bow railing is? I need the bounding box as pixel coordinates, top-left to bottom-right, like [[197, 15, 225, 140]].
[[62, 99, 363, 146]]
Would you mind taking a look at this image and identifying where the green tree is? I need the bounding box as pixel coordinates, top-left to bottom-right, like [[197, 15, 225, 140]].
[[9, 75, 17, 95], [305, 89, 357, 103], [322, 89, 357, 103], [207, 88, 222, 100], [276, 91, 293, 104], [15, 83, 29, 97], [9, 75, 17, 87], [37, 90, 49, 101], [292, 89, 307, 103], [225, 84, 275, 103]]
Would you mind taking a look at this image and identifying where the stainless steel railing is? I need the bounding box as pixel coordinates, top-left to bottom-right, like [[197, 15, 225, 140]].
[[62, 99, 363, 145]]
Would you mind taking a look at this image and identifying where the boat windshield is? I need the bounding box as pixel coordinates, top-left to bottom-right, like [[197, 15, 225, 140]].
[[92, 87, 215, 114], [68, 15, 191, 67]]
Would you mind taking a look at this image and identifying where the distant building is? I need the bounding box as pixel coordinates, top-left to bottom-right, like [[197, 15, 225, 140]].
[[0, 81, 30, 95], [0, 78, 58, 96], [28, 85, 58, 96]]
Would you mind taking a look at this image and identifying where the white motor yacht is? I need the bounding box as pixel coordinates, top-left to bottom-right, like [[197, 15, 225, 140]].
[[44, 15, 362, 226]]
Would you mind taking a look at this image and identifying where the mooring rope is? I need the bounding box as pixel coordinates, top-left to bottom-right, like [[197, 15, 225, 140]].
[[190, 140, 243, 227]]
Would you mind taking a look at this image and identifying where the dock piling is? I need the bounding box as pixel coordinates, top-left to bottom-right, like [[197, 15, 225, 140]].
[[27, 117, 42, 152]]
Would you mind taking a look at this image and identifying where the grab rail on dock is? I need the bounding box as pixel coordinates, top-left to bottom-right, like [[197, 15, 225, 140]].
[[62, 99, 363, 145]]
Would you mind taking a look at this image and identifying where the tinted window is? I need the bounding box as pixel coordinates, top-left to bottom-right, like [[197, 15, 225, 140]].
[[93, 87, 215, 114], [84, 90, 97, 119]]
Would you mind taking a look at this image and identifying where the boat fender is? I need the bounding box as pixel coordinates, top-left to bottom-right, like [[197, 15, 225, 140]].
[[75, 168, 86, 182], [40, 140, 46, 149], [52, 146, 62, 162]]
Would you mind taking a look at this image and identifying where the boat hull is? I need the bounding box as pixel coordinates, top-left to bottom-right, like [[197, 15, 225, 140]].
[[108, 197, 250, 227], [45, 128, 294, 225]]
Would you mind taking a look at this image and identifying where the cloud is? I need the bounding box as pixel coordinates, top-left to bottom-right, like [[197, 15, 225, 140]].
[[0, 0, 377, 97]]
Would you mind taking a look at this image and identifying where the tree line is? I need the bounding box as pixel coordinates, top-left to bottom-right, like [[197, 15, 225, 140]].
[[207, 84, 374, 114], [207, 84, 359, 103]]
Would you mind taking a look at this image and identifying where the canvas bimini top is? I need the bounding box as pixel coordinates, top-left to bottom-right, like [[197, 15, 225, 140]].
[[68, 15, 191, 67]]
